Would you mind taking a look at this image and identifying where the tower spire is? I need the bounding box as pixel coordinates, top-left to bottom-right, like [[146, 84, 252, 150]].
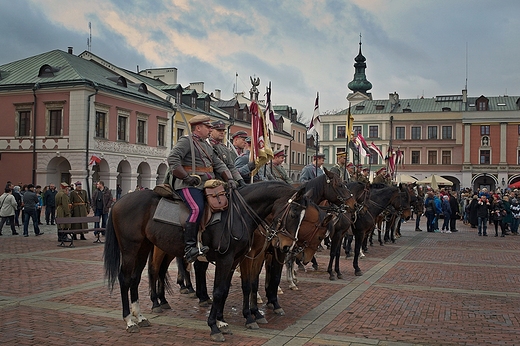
[[347, 33, 372, 95]]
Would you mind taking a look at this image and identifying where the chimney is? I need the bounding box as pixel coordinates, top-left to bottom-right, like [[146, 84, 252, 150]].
[[67, 47, 73, 54], [214, 89, 221, 99]]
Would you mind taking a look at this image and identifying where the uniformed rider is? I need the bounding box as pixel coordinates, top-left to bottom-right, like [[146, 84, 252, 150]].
[[168, 115, 237, 263], [330, 152, 349, 181], [265, 149, 293, 184]]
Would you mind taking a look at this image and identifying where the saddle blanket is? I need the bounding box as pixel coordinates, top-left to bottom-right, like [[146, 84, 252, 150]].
[[153, 197, 222, 227]]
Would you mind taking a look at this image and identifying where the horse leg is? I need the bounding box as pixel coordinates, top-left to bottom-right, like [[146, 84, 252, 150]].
[[250, 257, 267, 324], [148, 247, 163, 313], [345, 234, 353, 258], [118, 270, 138, 332], [353, 232, 363, 276], [183, 262, 196, 297], [264, 251, 285, 315], [286, 257, 299, 290], [194, 260, 212, 306], [240, 257, 259, 329], [157, 254, 175, 309], [130, 248, 151, 328], [177, 257, 195, 297], [207, 256, 235, 342]]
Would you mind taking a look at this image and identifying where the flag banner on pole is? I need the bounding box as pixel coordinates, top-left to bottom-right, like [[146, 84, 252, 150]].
[[89, 154, 101, 166], [354, 136, 368, 157], [396, 148, 404, 168], [265, 82, 277, 135], [387, 147, 396, 175], [357, 133, 371, 154], [346, 106, 355, 143], [250, 101, 273, 176], [370, 142, 384, 161], [307, 92, 320, 139]]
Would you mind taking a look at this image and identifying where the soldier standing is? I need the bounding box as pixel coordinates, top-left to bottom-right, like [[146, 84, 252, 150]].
[[70, 181, 89, 240], [168, 115, 236, 263]]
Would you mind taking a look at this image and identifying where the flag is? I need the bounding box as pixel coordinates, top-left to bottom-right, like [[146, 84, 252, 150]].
[[307, 92, 320, 139], [265, 82, 277, 135], [357, 133, 371, 154], [387, 148, 396, 175], [250, 101, 274, 176], [89, 154, 101, 166], [395, 148, 404, 168], [354, 136, 368, 157], [370, 142, 384, 161], [346, 105, 355, 142]]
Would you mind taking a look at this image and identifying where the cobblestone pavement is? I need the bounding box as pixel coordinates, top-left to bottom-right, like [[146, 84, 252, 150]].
[[1, 218, 520, 345]]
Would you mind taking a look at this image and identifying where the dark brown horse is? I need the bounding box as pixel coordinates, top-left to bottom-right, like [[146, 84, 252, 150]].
[[237, 170, 355, 329], [103, 181, 313, 342]]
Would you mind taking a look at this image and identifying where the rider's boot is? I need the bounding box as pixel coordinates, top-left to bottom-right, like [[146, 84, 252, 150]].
[[184, 222, 209, 263]]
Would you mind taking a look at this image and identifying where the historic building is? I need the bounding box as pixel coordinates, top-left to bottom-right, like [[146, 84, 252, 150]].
[[318, 40, 520, 191]]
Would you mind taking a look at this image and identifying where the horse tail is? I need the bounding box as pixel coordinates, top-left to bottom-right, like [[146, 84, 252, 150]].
[[103, 209, 120, 293]]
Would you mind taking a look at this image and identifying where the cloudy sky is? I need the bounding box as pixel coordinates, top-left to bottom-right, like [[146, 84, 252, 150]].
[[1, 0, 519, 122]]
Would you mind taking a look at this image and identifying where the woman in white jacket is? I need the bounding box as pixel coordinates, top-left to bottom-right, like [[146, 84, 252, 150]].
[[0, 187, 19, 235]]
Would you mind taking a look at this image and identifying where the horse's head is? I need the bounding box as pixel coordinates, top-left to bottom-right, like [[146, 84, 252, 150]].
[[321, 168, 356, 210], [295, 202, 334, 264], [270, 187, 313, 254]]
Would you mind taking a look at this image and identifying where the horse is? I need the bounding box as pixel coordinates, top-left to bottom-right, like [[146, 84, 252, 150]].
[[103, 181, 313, 342], [237, 170, 355, 329], [325, 181, 368, 281], [350, 183, 413, 276]]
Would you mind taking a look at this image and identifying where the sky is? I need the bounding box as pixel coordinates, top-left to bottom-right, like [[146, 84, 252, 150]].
[[1, 0, 520, 122]]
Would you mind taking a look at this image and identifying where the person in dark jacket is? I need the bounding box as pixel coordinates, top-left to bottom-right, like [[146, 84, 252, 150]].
[[468, 195, 479, 228], [448, 191, 460, 232], [490, 197, 509, 237], [43, 183, 58, 225], [22, 184, 43, 237], [476, 195, 491, 236], [91, 180, 113, 233], [441, 195, 452, 232]]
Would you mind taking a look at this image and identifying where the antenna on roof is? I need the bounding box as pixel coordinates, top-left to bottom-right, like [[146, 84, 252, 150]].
[[88, 22, 92, 52], [464, 42, 468, 91]]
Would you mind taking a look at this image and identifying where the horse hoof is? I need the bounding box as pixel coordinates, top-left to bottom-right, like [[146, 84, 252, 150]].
[[355, 271, 363, 276], [266, 303, 274, 309], [188, 292, 197, 299], [246, 322, 260, 330], [289, 285, 299, 290], [274, 308, 285, 316], [256, 317, 268, 324], [138, 319, 151, 327], [337, 274, 343, 279], [210, 332, 225, 342], [180, 288, 190, 294], [329, 274, 336, 281], [152, 306, 163, 313], [199, 299, 212, 307], [160, 303, 172, 310], [126, 324, 140, 333], [219, 326, 233, 335]]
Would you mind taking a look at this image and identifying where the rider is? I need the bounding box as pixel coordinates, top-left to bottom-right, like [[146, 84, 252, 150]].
[[330, 152, 348, 181], [168, 115, 237, 263], [300, 154, 325, 182]]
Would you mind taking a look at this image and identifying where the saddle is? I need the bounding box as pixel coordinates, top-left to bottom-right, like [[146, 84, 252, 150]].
[[152, 182, 227, 230]]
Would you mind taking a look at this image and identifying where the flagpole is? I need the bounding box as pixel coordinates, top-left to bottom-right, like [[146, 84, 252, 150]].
[[315, 133, 319, 177], [344, 103, 351, 181]]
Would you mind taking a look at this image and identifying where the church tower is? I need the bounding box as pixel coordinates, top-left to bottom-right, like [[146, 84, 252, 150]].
[[347, 35, 373, 105]]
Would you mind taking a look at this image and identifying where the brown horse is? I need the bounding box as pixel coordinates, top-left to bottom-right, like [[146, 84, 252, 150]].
[[238, 170, 355, 329], [103, 181, 313, 342]]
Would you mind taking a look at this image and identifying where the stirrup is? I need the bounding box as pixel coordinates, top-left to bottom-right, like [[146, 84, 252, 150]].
[[185, 245, 209, 263]]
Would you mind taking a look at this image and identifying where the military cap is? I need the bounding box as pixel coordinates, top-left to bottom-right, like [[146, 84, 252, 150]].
[[75, 181, 82, 186], [346, 162, 354, 168], [313, 153, 326, 159], [376, 167, 387, 174], [60, 182, 69, 188], [336, 152, 347, 158], [211, 120, 226, 130], [273, 149, 286, 157], [189, 115, 212, 126], [231, 130, 248, 139]]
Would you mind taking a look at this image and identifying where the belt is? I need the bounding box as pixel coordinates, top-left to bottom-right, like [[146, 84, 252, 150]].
[[73, 203, 86, 206], [183, 166, 213, 173]]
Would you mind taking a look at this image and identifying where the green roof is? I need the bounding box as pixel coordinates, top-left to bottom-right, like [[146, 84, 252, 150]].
[[0, 49, 169, 106]]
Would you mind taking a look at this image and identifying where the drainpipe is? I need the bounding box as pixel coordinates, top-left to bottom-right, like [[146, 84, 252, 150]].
[[85, 82, 99, 202], [32, 83, 40, 184], [288, 135, 293, 177]]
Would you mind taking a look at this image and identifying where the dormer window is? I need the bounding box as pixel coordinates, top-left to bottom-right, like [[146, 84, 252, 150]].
[[476, 96, 489, 111], [138, 83, 148, 94], [117, 76, 127, 88], [375, 105, 384, 110], [38, 64, 60, 77], [442, 107, 451, 112], [355, 105, 365, 110]]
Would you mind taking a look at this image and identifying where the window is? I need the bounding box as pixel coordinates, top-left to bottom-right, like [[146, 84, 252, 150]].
[[427, 150, 437, 165], [297, 152, 300, 165], [95, 111, 106, 138], [368, 125, 378, 138], [369, 153, 378, 165], [337, 125, 345, 138], [176, 128, 184, 143], [441, 150, 451, 165], [137, 119, 146, 144], [427, 126, 438, 139], [480, 125, 490, 135], [118, 116, 127, 141], [411, 126, 421, 140], [480, 150, 490, 164], [395, 126, 405, 140], [49, 109, 62, 136], [158, 124, 165, 147], [518, 125, 520, 135], [411, 150, 420, 164], [298, 131, 300, 143], [442, 126, 452, 139], [353, 126, 362, 136], [477, 101, 488, 111], [18, 110, 31, 136], [518, 150, 520, 164], [291, 151, 295, 164]]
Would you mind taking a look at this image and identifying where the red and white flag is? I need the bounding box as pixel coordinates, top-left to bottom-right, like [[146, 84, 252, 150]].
[[250, 101, 273, 176], [89, 154, 101, 166], [307, 92, 320, 139], [370, 142, 384, 161]]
